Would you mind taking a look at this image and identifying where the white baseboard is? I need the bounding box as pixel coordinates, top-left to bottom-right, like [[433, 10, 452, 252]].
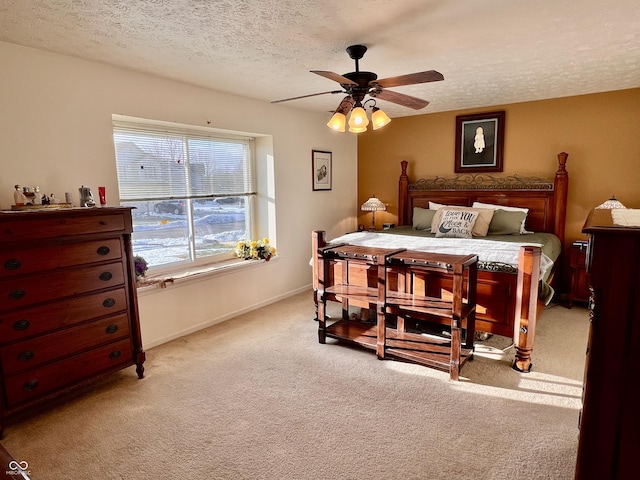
[[143, 284, 312, 349]]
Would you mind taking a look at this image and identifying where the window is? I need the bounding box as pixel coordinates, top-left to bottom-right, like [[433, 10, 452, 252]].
[[113, 117, 256, 272]]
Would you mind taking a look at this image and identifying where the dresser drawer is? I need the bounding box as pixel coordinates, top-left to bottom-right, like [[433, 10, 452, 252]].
[[0, 212, 126, 242], [0, 262, 125, 311], [1, 313, 131, 375], [3, 337, 134, 408], [0, 287, 128, 343], [0, 238, 123, 279]]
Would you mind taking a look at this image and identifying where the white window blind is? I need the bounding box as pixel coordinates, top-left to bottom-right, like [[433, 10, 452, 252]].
[[113, 120, 256, 202]]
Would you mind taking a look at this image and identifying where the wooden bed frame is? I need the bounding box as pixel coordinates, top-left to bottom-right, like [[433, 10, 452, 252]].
[[313, 152, 568, 372]]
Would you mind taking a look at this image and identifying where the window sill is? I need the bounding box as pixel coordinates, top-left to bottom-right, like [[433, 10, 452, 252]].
[[135, 256, 278, 293]]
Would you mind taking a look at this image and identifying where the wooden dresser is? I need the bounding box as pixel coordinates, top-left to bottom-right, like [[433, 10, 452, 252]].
[[0, 207, 145, 437], [575, 209, 640, 479]]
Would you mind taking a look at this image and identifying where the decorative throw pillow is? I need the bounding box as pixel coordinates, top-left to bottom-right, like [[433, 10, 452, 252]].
[[431, 207, 494, 237], [413, 207, 437, 231], [435, 209, 479, 238], [488, 209, 528, 235], [472, 201, 530, 234]]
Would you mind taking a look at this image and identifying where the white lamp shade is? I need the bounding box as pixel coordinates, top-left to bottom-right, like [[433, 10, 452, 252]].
[[596, 196, 626, 209], [360, 195, 386, 212]]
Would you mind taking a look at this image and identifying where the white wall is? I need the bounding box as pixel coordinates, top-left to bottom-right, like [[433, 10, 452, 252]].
[[0, 41, 358, 347]]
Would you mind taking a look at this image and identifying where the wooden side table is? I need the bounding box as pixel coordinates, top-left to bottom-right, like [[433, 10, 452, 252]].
[[567, 241, 590, 308], [384, 250, 478, 381]]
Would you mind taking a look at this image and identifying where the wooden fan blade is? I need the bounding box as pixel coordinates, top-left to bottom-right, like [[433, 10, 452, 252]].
[[311, 70, 358, 85], [374, 89, 430, 110], [333, 96, 355, 115], [271, 90, 343, 104], [375, 70, 444, 88]]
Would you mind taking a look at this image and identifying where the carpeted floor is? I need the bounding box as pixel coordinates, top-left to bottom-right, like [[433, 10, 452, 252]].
[[1, 291, 589, 479]]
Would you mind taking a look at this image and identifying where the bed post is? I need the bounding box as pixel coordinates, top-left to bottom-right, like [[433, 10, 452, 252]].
[[512, 246, 541, 372], [312, 230, 327, 325], [553, 152, 569, 246], [398, 160, 409, 226]]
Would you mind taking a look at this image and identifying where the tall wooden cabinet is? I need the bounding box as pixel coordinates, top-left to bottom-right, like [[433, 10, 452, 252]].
[[0, 207, 145, 437], [575, 209, 640, 479]]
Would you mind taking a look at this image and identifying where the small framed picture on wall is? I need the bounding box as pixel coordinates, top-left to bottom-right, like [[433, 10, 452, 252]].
[[312, 150, 332, 191], [455, 111, 505, 173]]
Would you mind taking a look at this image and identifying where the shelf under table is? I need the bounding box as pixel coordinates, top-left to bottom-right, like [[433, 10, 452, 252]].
[[324, 319, 474, 373]]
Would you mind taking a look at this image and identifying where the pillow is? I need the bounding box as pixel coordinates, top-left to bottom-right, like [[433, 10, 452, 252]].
[[431, 207, 494, 237], [472, 202, 531, 234], [435, 209, 479, 238], [488, 209, 528, 235], [412, 207, 437, 231]]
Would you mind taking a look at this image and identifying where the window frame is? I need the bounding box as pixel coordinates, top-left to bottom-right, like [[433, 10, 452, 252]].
[[112, 116, 258, 274]]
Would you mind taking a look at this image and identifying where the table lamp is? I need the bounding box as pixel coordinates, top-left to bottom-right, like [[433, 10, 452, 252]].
[[361, 195, 386, 231]]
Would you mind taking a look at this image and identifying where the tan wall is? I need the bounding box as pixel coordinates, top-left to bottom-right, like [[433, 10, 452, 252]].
[[358, 88, 640, 249]]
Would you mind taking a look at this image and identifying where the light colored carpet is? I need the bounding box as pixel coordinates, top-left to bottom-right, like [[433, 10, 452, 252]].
[[2, 291, 588, 479]]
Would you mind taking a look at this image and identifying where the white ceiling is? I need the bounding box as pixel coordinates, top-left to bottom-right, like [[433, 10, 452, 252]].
[[2, 0, 639, 118]]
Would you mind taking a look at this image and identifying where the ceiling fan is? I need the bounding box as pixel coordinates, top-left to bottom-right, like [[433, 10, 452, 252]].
[[272, 45, 444, 132]]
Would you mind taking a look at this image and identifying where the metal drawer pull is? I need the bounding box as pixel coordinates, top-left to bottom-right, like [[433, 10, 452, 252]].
[[109, 350, 122, 360], [99, 272, 113, 281], [105, 324, 119, 334], [22, 379, 39, 392], [4, 258, 22, 270], [103, 298, 116, 308], [97, 246, 111, 255], [13, 319, 31, 330], [9, 289, 26, 300], [18, 350, 34, 362]]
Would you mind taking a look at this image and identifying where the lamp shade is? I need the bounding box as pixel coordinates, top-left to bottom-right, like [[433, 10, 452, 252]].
[[326, 112, 346, 132], [596, 196, 626, 209], [371, 107, 391, 130], [360, 195, 386, 212], [348, 106, 369, 129]]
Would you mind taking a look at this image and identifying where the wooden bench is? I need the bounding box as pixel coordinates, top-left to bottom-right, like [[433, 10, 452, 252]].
[[316, 244, 478, 380]]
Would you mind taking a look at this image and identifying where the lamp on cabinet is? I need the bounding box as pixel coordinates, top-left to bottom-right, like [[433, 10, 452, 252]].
[[595, 195, 626, 209], [361, 195, 386, 231]]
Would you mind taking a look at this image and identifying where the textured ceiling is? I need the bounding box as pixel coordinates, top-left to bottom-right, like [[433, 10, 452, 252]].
[[1, 0, 639, 118]]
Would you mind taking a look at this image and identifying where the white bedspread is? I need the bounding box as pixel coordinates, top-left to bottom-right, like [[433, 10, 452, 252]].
[[329, 231, 554, 279]]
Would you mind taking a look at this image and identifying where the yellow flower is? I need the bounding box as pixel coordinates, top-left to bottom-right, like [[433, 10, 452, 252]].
[[250, 241, 258, 248], [262, 237, 269, 244]]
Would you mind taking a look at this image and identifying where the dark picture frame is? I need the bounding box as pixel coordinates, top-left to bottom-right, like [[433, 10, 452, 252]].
[[312, 150, 332, 191], [455, 110, 505, 173]]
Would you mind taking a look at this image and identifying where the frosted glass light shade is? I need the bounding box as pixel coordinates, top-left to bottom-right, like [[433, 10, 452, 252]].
[[326, 112, 346, 132], [371, 107, 391, 130], [348, 106, 369, 128]]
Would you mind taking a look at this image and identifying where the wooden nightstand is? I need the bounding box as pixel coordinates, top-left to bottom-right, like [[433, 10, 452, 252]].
[[567, 240, 590, 308]]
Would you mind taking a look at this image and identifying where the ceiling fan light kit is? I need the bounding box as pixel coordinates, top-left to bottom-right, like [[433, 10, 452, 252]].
[[272, 44, 444, 134]]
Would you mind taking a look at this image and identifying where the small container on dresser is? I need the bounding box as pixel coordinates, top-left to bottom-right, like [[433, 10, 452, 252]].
[[0, 207, 145, 438], [575, 208, 640, 479]]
